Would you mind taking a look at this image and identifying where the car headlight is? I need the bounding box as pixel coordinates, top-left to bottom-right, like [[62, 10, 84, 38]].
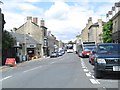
[[97, 59, 106, 64]]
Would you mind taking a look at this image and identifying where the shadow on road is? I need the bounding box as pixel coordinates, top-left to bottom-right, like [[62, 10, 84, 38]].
[[101, 72, 120, 80]]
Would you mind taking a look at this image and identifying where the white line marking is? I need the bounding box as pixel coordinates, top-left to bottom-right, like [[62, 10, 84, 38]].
[[92, 75, 95, 79], [50, 61, 57, 64], [82, 66, 87, 69], [83, 69, 89, 72], [90, 79, 100, 84], [23, 66, 42, 73], [0, 76, 12, 81], [89, 72, 91, 74], [86, 73, 91, 77], [95, 79, 100, 84]]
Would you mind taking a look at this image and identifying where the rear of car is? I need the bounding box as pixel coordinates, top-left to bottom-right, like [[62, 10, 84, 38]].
[[82, 47, 95, 58], [94, 43, 120, 78], [50, 52, 58, 58]]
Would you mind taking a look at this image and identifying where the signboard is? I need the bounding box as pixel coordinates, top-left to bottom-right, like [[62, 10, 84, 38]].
[[5, 58, 16, 67], [27, 44, 36, 48]]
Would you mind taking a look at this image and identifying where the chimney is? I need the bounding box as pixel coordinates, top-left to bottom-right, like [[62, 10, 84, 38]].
[[27, 16, 32, 22], [33, 17, 38, 24], [98, 19, 102, 26], [48, 31, 51, 36], [88, 17, 92, 23], [40, 18, 45, 26]]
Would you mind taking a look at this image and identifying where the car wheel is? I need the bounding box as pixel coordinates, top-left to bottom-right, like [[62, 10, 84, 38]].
[[94, 70, 102, 79], [94, 65, 102, 79]]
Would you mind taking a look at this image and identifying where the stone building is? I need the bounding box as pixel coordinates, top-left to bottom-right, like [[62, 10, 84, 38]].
[[81, 17, 93, 42], [111, 10, 120, 43], [11, 32, 40, 61], [15, 16, 47, 57], [47, 31, 57, 55], [40, 19, 48, 57], [58, 40, 64, 49], [88, 19, 105, 44]]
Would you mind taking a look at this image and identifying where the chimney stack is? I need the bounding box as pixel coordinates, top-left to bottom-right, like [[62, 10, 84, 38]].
[[33, 17, 38, 25], [40, 18, 45, 26], [27, 16, 32, 22], [88, 17, 92, 23]]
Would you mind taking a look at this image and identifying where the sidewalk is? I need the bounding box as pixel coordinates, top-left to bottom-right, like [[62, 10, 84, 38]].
[[0, 56, 50, 70]]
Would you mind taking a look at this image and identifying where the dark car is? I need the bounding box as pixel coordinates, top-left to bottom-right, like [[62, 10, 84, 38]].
[[50, 52, 59, 58], [94, 43, 120, 78]]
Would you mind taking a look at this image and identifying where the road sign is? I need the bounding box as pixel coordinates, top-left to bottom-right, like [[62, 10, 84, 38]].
[[5, 58, 16, 67]]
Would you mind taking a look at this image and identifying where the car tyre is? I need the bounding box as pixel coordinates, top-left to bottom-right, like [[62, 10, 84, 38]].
[[94, 64, 102, 79]]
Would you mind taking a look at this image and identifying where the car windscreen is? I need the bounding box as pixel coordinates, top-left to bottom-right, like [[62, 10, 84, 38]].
[[83, 48, 93, 51], [97, 44, 120, 54]]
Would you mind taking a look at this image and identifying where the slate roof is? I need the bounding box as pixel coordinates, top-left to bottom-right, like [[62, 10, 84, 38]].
[[10, 32, 40, 44], [89, 21, 106, 29]]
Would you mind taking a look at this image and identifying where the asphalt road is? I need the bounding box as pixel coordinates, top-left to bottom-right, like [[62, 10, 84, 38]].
[[1, 52, 120, 89]]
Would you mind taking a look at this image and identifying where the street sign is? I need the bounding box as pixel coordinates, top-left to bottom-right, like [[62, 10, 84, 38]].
[[5, 58, 16, 67]]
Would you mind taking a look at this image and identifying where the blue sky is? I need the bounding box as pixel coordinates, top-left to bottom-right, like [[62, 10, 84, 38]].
[[1, 0, 120, 42]]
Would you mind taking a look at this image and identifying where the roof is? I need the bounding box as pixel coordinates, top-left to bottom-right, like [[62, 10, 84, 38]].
[[111, 10, 120, 20], [10, 32, 40, 44], [16, 21, 39, 31], [40, 26, 48, 29], [89, 21, 106, 29]]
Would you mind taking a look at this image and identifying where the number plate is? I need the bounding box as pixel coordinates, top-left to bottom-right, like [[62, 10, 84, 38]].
[[113, 66, 120, 71]]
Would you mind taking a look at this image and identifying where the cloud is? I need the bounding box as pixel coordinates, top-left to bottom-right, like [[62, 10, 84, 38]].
[[4, 12, 25, 31], [45, 1, 69, 19], [2, 0, 117, 43]]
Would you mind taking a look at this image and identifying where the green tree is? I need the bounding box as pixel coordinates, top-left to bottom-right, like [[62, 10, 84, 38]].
[[2, 30, 16, 50], [102, 20, 112, 43]]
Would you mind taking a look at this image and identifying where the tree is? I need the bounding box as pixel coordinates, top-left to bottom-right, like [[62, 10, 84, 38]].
[[2, 30, 16, 65], [102, 20, 112, 43], [2, 30, 16, 50]]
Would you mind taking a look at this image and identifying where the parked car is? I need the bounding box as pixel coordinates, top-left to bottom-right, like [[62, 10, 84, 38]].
[[89, 48, 96, 65], [58, 51, 63, 56], [50, 52, 59, 58], [94, 43, 120, 78], [81, 47, 95, 58]]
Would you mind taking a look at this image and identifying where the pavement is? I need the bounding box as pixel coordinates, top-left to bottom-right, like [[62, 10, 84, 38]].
[[0, 56, 50, 70]]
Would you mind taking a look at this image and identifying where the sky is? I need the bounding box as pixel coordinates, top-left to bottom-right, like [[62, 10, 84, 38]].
[[0, 0, 120, 43]]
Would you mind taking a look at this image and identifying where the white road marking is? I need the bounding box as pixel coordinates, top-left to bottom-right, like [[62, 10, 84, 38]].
[[50, 61, 57, 64], [82, 66, 87, 69], [0, 76, 12, 81], [23, 66, 42, 73], [92, 75, 95, 79], [86, 73, 91, 77], [83, 69, 89, 72], [90, 79, 100, 84]]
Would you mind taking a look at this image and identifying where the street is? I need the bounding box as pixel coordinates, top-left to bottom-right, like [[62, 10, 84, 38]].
[[1, 52, 120, 89]]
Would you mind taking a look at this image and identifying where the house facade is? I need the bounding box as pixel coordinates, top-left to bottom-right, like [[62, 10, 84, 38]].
[[11, 32, 40, 61], [15, 16, 47, 57], [81, 17, 93, 42], [88, 19, 105, 44], [111, 10, 120, 43], [47, 31, 57, 55]]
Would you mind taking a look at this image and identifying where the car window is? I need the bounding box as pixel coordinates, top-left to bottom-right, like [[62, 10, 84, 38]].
[[98, 44, 120, 54]]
